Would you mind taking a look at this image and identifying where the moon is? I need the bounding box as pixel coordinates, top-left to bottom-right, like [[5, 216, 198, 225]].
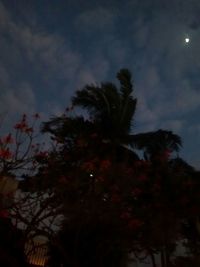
[[185, 37, 190, 43]]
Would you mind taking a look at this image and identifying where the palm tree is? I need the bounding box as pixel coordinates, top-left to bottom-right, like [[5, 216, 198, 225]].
[[43, 68, 182, 167], [72, 69, 137, 145], [71, 69, 181, 158], [42, 69, 185, 267], [132, 129, 182, 160]]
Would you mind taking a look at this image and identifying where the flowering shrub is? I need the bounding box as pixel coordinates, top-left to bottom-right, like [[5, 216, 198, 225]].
[[0, 113, 44, 177]]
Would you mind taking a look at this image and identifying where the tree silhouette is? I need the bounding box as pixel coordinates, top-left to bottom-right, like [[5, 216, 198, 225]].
[[43, 69, 181, 164]]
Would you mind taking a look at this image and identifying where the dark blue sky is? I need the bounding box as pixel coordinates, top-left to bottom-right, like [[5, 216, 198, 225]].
[[0, 0, 200, 168]]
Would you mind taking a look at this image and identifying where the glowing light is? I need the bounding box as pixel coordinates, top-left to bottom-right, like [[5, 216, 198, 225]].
[[90, 173, 93, 177], [185, 37, 190, 43]]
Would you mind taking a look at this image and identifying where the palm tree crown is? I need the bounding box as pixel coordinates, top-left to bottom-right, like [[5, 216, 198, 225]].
[[72, 69, 137, 145], [43, 69, 182, 159]]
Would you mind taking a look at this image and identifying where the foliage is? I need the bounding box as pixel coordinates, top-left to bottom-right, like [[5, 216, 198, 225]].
[[40, 69, 199, 267], [0, 113, 42, 178], [0, 113, 52, 266], [0, 70, 200, 267]]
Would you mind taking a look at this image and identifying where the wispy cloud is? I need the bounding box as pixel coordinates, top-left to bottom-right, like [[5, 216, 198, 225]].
[[1, 83, 35, 114], [75, 6, 117, 34]]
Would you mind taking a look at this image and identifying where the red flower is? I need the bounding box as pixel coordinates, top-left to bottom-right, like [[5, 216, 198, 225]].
[[128, 218, 142, 230], [25, 127, 33, 133], [82, 161, 95, 171], [158, 149, 172, 161], [36, 151, 48, 159], [14, 122, 28, 130], [1, 134, 14, 144], [0, 148, 12, 159], [100, 159, 111, 170]]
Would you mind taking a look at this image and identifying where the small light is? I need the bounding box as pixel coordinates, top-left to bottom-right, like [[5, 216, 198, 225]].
[[185, 37, 190, 43], [89, 173, 93, 177]]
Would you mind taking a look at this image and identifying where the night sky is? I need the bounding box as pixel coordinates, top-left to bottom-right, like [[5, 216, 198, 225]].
[[0, 0, 200, 169]]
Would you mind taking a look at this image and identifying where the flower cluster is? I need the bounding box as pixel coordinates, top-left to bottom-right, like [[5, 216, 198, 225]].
[[14, 114, 34, 133], [0, 148, 12, 160]]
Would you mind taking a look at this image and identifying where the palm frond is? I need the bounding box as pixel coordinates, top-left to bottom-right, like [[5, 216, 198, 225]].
[[42, 116, 94, 140], [116, 69, 137, 133], [71, 69, 138, 142], [129, 130, 182, 153], [117, 69, 133, 98]]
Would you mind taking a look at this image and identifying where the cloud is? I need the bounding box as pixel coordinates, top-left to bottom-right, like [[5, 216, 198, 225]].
[[0, 1, 84, 118], [75, 69, 96, 87], [9, 24, 81, 82], [0, 82, 35, 115], [0, 1, 10, 28], [0, 0, 81, 76], [173, 84, 200, 113], [0, 62, 10, 87], [75, 6, 116, 34], [187, 126, 199, 136], [160, 119, 184, 133], [0, 1, 114, 122]]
